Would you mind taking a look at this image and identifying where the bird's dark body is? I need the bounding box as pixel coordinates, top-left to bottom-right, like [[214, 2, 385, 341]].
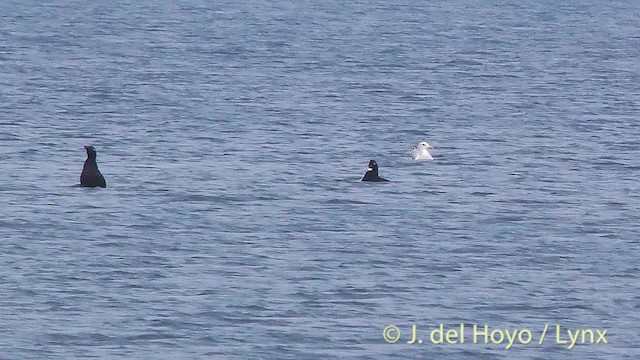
[[80, 146, 106, 188], [361, 160, 389, 182]]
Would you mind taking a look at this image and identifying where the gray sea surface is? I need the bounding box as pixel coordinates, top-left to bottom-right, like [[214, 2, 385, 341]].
[[1, 1, 639, 359]]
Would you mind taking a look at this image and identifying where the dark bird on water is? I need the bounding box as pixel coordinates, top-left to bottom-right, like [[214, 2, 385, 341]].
[[361, 160, 389, 182], [80, 145, 106, 188]]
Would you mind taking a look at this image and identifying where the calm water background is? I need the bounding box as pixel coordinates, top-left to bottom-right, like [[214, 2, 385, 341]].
[[1, 1, 639, 359]]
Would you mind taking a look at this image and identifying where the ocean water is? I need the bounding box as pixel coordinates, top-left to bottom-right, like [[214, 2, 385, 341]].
[[1, 1, 639, 359]]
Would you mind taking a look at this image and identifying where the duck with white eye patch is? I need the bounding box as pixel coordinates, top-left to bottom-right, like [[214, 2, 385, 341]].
[[361, 160, 389, 182], [411, 141, 434, 160]]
